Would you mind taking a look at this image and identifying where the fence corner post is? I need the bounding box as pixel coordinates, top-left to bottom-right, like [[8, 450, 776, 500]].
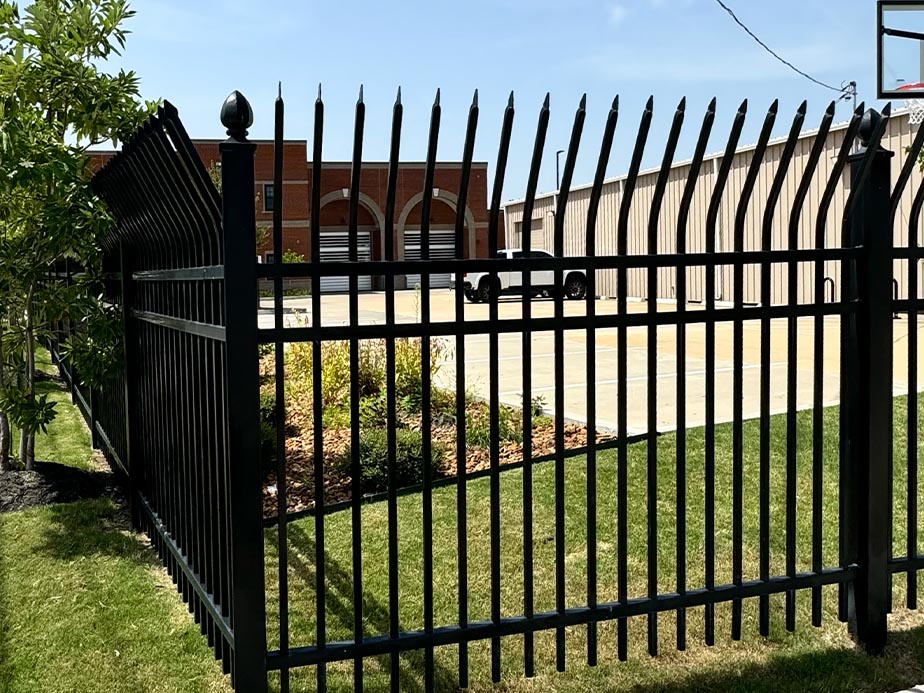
[[219, 89, 268, 693], [846, 107, 893, 655]]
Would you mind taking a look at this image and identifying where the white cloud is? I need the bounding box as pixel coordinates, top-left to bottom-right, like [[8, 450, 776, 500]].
[[609, 4, 629, 25]]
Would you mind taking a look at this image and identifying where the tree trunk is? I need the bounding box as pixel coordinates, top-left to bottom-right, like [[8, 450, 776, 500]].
[[0, 312, 8, 472], [22, 281, 36, 471], [0, 412, 10, 472]]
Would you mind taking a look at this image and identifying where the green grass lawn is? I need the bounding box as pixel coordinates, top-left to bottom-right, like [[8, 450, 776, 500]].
[[7, 349, 98, 471], [0, 350, 231, 693], [265, 395, 924, 692], [6, 348, 924, 692]]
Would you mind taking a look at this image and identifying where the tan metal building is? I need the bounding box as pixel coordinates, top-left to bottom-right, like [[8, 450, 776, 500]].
[[502, 109, 922, 305]]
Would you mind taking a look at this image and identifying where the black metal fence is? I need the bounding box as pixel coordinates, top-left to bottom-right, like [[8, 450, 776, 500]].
[[42, 87, 924, 692]]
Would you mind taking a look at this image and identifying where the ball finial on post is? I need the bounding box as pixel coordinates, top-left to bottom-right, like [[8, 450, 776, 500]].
[[221, 90, 254, 141], [859, 108, 881, 149]]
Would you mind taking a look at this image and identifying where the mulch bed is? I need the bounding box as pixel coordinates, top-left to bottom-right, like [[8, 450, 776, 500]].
[[263, 417, 614, 518], [0, 461, 117, 514]]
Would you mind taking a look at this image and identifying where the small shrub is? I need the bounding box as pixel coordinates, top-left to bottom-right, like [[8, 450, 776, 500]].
[[335, 427, 444, 492], [465, 401, 523, 448], [395, 337, 449, 409], [259, 392, 277, 473]]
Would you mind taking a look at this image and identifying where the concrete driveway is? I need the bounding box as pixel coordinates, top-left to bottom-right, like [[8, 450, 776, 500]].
[[260, 289, 923, 435]]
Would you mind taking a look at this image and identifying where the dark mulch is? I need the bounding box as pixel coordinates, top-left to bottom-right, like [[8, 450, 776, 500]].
[[0, 461, 117, 514]]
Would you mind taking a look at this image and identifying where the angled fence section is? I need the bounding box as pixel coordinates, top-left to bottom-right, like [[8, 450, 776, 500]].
[[78, 100, 267, 690]]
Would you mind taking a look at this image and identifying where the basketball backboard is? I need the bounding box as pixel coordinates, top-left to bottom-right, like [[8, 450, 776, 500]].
[[879, 1, 924, 98]]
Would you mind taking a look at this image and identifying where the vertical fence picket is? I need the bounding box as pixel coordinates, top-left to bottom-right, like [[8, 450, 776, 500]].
[[383, 87, 403, 693], [553, 94, 586, 672], [759, 101, 806, 637], [785, 102, 836, 633], [310, 86, 327, 693], [486, 91, 514, 688], [813, 105, 863, 627], [732, 101, 778, 640], [454, 89, 479, 690], [674, 98, 715, 651], [646, 98, 686, 656], [703, 99, 747, 646], [584, 95, 619, 668], [617, 96, 653, 661], [518, 93, 549, 681]]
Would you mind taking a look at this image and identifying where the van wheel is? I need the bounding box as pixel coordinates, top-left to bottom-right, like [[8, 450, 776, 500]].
[[565, 274, 586, 300]]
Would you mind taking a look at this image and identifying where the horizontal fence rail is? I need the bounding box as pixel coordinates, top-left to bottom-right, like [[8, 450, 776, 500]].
[[38, 88, 924, 692]]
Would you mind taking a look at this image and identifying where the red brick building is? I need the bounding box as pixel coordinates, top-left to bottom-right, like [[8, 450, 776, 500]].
[[90, 139, 502, 291]]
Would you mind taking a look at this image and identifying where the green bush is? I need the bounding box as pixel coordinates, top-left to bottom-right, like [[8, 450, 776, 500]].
[[334, 427, 444, 492], [465, 401, 523, 448], [285, 337, 450, 424]]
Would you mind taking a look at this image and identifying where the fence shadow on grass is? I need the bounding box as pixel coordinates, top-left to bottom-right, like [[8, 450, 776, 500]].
[[628, 624, 924, 693], [37, 497, 155, 564], [285, 523, 456, 691]]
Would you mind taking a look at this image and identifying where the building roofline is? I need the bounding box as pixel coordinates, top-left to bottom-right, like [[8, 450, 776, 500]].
[[502, 107, 908, 209]]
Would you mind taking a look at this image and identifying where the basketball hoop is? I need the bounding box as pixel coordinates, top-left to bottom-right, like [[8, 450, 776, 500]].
[[898, 82, 924, 125]]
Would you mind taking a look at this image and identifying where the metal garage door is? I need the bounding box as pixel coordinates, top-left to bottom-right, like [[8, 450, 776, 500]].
[[404, 229, 455, 289], [319, 230, 372, 293]]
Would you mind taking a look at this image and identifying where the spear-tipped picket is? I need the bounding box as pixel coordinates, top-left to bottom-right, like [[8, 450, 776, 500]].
[[553, 92, 586, 674], [454, 86, 479, 692], [584, 93, 618, 668], [347, 82, 365, 693], [782, 99, 836, 634], [383, 83, 403, 693], [519, 91, 550, 682], [419, 86, 442, 693], [731, 99, 778, 642], [674, 96, 716, 653], [617, 95, 654, 663]]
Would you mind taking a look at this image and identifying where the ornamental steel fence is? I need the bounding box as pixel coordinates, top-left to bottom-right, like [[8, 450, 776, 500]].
[[42, 86, 924, 692]]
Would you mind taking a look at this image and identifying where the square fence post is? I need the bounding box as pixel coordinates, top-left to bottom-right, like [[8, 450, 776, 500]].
[[219, 90, 268, 693], [846, 109, 894, 654]]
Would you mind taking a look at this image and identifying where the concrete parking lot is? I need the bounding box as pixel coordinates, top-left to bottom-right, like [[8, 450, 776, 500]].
[[260, 290, 923, 435]]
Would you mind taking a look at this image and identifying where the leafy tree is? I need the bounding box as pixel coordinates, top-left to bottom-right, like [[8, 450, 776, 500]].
[[0, 0, 154, 470]]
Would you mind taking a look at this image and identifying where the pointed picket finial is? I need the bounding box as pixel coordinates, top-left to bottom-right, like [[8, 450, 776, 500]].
[[396, 86, 402, 105], [434, 88, 441, 106], [645, 95, 654, 112], [221, 90, 253, 141], [317, 83, 322, 102], [508, 91, 514, 108], [797, 100, 808, 115], [738, 98, 748, 115], [707, 96, 717, 113], [677, 96, 687, 112], [542, 92, 550, 109], [579, 93, 587, 110], [768, 99, 780, 115], [825, 100, 836, 116], [611, 95, 619, 111], [277, 81, 282, 99], [358, 84, 364, 104], [472, 88, 479, 107]]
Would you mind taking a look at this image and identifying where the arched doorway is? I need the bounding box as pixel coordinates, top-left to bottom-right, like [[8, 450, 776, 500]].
[[397, 192, 476, 289], [316, 191, 385, 293]]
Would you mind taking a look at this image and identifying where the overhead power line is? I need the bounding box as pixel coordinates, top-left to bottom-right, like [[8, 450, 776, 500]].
[[712, 0, 846, 94]]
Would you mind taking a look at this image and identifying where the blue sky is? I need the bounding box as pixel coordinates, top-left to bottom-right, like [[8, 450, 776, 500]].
[[116, 0, 882, 201]]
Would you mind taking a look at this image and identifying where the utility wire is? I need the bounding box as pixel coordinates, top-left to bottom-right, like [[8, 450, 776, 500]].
[[713, 0, 846, 93]]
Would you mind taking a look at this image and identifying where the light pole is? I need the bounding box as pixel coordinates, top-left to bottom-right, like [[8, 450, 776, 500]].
[[556, 149, 564, 190]]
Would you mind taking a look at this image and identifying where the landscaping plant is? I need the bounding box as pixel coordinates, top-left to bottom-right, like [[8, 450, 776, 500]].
[[0, 0, 154, 470]]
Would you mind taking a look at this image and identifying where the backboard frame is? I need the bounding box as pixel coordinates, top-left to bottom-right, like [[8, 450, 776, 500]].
[[879, 0, 924, 98]]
